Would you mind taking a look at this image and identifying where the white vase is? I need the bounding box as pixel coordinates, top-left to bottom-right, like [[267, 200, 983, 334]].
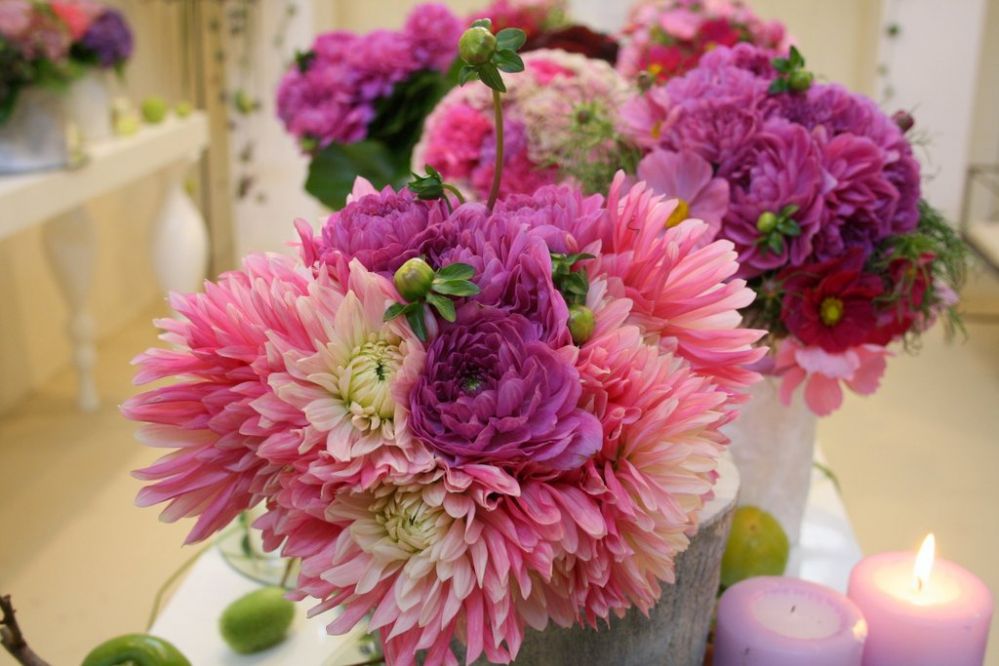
[[0, 87, 75, 174], [723, 376, 817, 544], [66, 71, 114, 144], [152, 163, 210, 296]]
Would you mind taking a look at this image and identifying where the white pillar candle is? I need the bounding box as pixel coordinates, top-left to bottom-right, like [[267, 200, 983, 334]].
[[847, 534, 993, 666], [714, 576, 867, 666]]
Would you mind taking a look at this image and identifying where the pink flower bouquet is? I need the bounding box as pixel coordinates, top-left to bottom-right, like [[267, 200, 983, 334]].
[[0, 0, 132, 124], [276, 3, 462, 209], [621, 44, 967, 416], [617, 0, 787, 84], [414, 49, 632, 200]]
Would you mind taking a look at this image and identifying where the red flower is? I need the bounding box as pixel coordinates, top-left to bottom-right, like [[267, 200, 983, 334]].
[[780, 249, 885, 352], [524, 25, 620, 64], [696, 18, 743, 49], [868, 252, 935, 344]]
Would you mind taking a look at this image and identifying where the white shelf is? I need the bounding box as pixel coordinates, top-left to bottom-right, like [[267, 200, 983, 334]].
[[0, 113, 208, 241]]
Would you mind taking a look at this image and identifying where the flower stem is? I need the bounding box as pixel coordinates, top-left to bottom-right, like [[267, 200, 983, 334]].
[[442, 183, 466, 205], [487, 88, 503, 212]]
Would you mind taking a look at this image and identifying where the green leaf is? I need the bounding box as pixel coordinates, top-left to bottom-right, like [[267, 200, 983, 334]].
[[427, 293, 457, 322], [432, 280, 480, 297], [405, 308, 428, 342], [436, 263, 475, 281], [477, 63, 506, 92], [384, 302, 407, 321], [495, 28, 526, 52], [494, 50, 525, 73], [771, 57, 790, 73], [458, 65, 480, 86], [779, 203, 800, 218], [294, 49, 315, 73], [768, 78, 789, 95], [789, 45, 805, 68], [306, 140, 405, 209], [566, 252, 595, 265], [778, 219, 802, 237], [471, 18, 492, 29], [767, 234, 785, 255]]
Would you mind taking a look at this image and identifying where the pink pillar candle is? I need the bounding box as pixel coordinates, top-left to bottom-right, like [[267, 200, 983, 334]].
[[847, 538, 992, 666], [714, 576, 868, 666]]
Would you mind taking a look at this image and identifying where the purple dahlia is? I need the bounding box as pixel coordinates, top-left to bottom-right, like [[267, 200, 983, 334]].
[[409, 306, 601, 473]]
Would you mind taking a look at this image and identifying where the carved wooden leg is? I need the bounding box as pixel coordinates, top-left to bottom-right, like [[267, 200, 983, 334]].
[[42, 208, 99, 412], [152, 160, 209, 296]]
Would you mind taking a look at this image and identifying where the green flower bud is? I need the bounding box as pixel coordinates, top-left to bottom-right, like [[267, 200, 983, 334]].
[[394, 258, 435, 302], [459, 26, 497, 66], [568, 304, 595, 345], [756, 211, 779, 233], [788, 69, 814, 93]]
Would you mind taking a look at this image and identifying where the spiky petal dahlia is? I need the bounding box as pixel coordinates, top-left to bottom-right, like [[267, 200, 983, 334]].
[[125, 175, 762, 665]]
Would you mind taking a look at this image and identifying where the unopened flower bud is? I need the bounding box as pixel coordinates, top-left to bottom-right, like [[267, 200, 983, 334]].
[[568, 304, 595, 345], [459, 26, 496, 66], [788, 69, 813, 93], [892, 110, 914, 133], [756, 211, 778, 233], [394, 258, 435, 302]]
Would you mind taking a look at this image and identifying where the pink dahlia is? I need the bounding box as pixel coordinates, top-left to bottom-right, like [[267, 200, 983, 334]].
[[123, 254, 311, 543]]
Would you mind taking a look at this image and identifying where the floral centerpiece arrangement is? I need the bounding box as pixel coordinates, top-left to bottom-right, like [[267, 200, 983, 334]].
[[276, 3, 462, 209], [413, 48, 634, 200], [126, 21, 763, 666], [623, 43, 965, 417], [617, 0, 787, 84], [0, 0, 132, 123]]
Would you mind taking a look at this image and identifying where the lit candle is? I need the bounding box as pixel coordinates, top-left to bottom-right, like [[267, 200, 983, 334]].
[[714, 576, 868, 666], [848, 534, 993, 666]]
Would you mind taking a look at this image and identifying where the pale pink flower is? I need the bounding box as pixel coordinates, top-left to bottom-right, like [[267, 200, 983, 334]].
[[774, 338, 891, 416], [637, 148, 730, 236], [123, 254, 312, 544], [268, 259, 434, 489]]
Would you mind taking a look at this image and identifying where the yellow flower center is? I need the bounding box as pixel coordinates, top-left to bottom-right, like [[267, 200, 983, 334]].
[[341, 336, 403, 436], [819, 297, 845, 326], [647, 62, 663, 77], [372, 490, 445, 554], [665, 198, 690, 228], [651, 120, 663, 140]]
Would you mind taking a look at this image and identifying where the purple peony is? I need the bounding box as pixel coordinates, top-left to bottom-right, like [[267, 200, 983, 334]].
[[722, 118, 827, 276], [79, 9, 132, 68], [409, 306, 601, 473], [404, 2, 462, 71], [487, 184, 605, 254], [316, 186, 445, 278]]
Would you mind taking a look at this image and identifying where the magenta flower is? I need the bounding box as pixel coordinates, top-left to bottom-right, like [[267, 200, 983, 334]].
[[722, 119, 828, 276], [409, 306, 602, 473], [403, 2, 462, 71], [637, 148, 730, 236]]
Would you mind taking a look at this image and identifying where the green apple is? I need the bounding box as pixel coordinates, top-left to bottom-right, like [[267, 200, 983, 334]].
[[141, 97, 169, 124], [721, 505, 790, 588], [219, 586, 295, 654]]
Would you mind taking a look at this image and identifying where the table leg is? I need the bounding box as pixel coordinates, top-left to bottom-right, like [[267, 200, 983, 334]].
[[42, 208, 99, 412], [152, 161, 209, 296]]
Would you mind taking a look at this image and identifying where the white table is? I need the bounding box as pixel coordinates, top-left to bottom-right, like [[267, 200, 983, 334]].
[[151, 454, 862, 665], [0, 114, 210, 410]]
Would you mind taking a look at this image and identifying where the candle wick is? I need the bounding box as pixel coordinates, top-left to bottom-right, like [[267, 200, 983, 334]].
[[790, 605, 796, 613], [914, 576, 923, 593]]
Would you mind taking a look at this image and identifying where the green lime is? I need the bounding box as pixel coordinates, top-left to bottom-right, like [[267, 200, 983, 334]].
[[219, 586, 295, 654], [175, 101, 193, 118], [141, 97, 168, 124], [81, 633, 190, 666], [721, 506, 790, 588]]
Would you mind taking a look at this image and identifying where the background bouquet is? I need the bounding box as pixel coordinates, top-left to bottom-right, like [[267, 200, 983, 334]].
[[617, 0, 787, 84], [0, 0, 132, 123], [622, 43, 966, 416], [414, 48, 633, 200], [276, 3, 462, 209]]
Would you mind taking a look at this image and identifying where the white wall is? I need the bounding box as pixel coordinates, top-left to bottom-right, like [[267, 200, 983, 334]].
[[876, 0, 988, 221]]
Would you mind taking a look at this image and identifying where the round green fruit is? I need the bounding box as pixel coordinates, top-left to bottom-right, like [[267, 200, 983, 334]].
[[141, 97, 169, 124], [174, 101, 193, 118], [721, 505, 790, 589], [219, 586, 295, 654], [81, 633, 190, 666]]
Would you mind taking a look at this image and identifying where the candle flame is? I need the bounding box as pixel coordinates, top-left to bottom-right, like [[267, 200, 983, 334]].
[[912, 533, 936, 592]]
